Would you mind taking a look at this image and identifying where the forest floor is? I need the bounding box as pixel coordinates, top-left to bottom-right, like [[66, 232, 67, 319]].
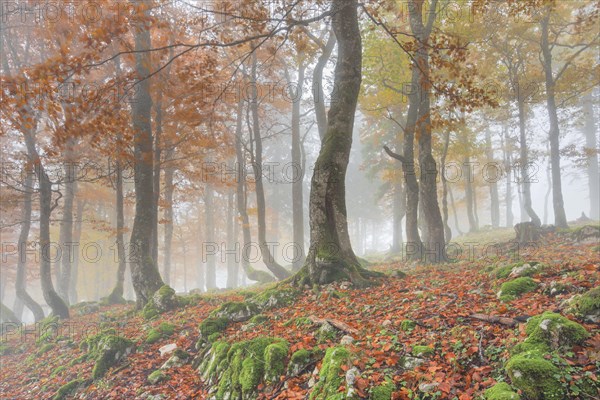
[[0, 225, 599, 400]]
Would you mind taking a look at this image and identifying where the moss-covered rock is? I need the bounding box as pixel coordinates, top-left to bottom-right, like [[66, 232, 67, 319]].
[[85, 334, 135, 379], [161, 349, 190, 370], [316, 321, 339, 344], [199, 317, 229, 338], [148, 370, 168, 384], [371, 381, 394, 400], [288, 349, 311, 376], [264, 341, 289, 384], [53, 379, 84, 400], [36, 343, 55, 355], [498, 277, 537, 300], [142, 286, 179, 320], [210, 301, 259, 323], [50, 365, 67, 378], [513, 312, 589, 354], [505, 351, 565, 400], [146, 329, 162, 344], [310, 346, 352, 400], [567, 286, 600, 323], [412, 345, 434, 358], [484, 382, 521, 400], [197, 340, 230, 382], [249, 287, 300, 310]]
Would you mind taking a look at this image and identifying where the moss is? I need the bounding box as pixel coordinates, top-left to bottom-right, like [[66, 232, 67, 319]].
[[158, 322, 175, 336], [310, 346, 352, 400], [36, 343, 55, 355], [210, 301, 260, 322], [371, 381, 394, 400], [91, 335, 135, 379], [264, 341, 289, 384], [50, 365, 67, 378], [249, 314, 269, 324], [52, 379, 83, 400], [484, 382, 521, 400], [498, 277, 537, 300], [147, 370, 168, 384], [412, 345, 434, 357], [400, 319, 416, 332], [493, 265, 515, 279], [249, 287, 300, 310], [142, 303, 159, 320], [288, 349, 311, 376], [198, 340, 230, 381], [207, 332, 221, 343], [146, 329, 162, 344], [69, 354, 88, 366], [568, 286, 600, 319], [142, 285, 180, 320], [514, 312, 589, 354], [199, 317, 229, 338], [316, 322, 338, 344], [505, 351, 565, 400]]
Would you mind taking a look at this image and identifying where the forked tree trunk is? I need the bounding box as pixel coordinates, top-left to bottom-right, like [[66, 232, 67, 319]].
[[58, 137, 77, 305], [313, 30, 336, 141], [14, 166, 45, 322], [24, 131, 70, 319], [129, 0, 165, 307], [293, 0, 380, 287], [540, 11, 568, 228], [249, 51, 291, 280]]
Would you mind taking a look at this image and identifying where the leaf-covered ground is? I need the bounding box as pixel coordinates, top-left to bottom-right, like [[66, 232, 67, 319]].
[[1, 228, 598, 400]]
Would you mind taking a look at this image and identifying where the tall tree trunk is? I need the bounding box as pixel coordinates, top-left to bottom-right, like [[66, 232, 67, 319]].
[[543, 157, 552, 225], [448, 185, 463, 235], [249, 51, 290, 280], [24, 131, 70, 319], [226, 189, 238, 288], [485, 130, 500, 228], [440, 130, 452, 242], [540, 12, 568, 228], [464, 155, 478, 232], [69, 199, 84, 304], [516, 93, 541, 226], [313, 30, 336, 141], [503, 126, 514, 227], [234, 100, 274, 284], [196, 209, 205, 291], [204, 184, 216, 289], [129, 0, 165, 307], [163, 150, 175, 286], [13, 165, 45, 322], [390, 174, 406, 253], [411, 0, 445, 262], [58, 138, 77, 305], [294, 0, 379, 286], [289, 60, 307, 271], [108, 148, 127, 304], [583, 90, 599, 220]]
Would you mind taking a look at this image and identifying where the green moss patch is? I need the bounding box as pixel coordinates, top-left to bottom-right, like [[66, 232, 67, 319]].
[[310, 346, 352, 400], [400, 319, 417, 332], [412, 345, 434, 357], [142, 285, 180, 320], [484, 382, 520, 400], [210, 301, 260, 323], [199, 317, 229, 338], [81, 332, 134, 380], [371, 381, 395, 400], [148, 370, 168, 384], [568, 286, 600, 322], [264, 341, 289, 384], [498, 277, 537, 300], [288, 349, 312, 376], [249, 287, 300, 310], [53, 379, 85, 400], [505, 351, 565, 400], [513, 312, 589, 354]]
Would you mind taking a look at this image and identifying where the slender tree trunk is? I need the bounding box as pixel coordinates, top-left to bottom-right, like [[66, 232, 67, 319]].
[[163, 150, 175, 286], [543, 157, 552, 225], [204, 184, 216, 289], [294, 0, 380, 286], [196, 208, 205, 291], [485, 130, 500, 228], [234, 100, 274, 284], [108, 150, 127, 304], [440, 130, 452, 242], [129, 0, 165, 307], [503, 126, 514, 227], [313, 30, 336, 142], [516, 93, 541, 226], [152, 96, 162, 267], [13, 166, 45, 322], [464, 155, 477, 232], [24, 131, 69, 319], [448, 185, 463, 235], [289, 61, 307, 271], [540, 12, 568, 228], [58, 138, 77, 305], [583, 90, 599, 220], [390, 174, 406, 253], [69, 199, 84, 304], [249, 51, 290, 280], [226, 189, 238, 288]]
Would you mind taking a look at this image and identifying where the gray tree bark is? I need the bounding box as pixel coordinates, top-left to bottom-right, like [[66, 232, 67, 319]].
[[583, 91, 599, 220], [58, 137, 77, 304]]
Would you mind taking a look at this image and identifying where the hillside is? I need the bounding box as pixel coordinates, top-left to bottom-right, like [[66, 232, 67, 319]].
[[1, 227, 599, 400]]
